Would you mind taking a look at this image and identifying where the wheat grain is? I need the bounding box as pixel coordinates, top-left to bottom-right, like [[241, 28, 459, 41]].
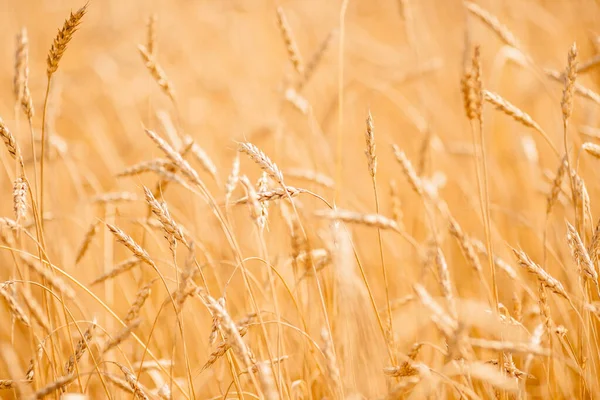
[[75, 220, 100, 264], [392, 145, 425, 197], [138, 45, 175, 102], [92, 192, 139, 203], [582, 142, 600, 159], [14, 28, 28, 104], [13, 177, 27, 223], [465, 2, 522, 50], [566, 222, 598, 285], [512, 249, 569, 299], [143, 187, 187, 247], [102, 319, 141, 354], [46, 4, 87, 76], [124, 281, 154, 324], [116, 364, 150, 400], [64, 319, 96, 375], [189, 140, 218, 182], [30, 374, 77, 399], [90, 258, 139, 285], [0, 118, 20, 161], [107, 224, 154, 267], [147, 14, 157, 57], [562, 43, 578, 124], [0, 284, 30, 327], [236, 186, 304, 204], [224, 153, 241, 207], [276, 7, 304, 75], [144, 128, 201, 185], [314, 208, 401, 232], [238, 142, 284, 185], [483, 90, 545, 134], [365, 111, 378, 177]]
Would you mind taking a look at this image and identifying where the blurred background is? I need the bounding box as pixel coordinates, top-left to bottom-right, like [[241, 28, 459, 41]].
[[1, 0, 600, 398]]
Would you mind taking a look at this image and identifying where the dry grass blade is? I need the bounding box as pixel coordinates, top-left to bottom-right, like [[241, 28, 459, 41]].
[[46, 4, 87, 76], [314, 208, 400, 232]]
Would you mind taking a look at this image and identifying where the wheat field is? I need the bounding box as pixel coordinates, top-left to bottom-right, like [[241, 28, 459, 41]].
[[1, 0, 600, 399]]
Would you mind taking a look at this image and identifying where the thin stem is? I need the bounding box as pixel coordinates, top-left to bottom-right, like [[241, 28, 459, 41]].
[[40, 78, 52, 231], [372, 177, 395, 364]]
